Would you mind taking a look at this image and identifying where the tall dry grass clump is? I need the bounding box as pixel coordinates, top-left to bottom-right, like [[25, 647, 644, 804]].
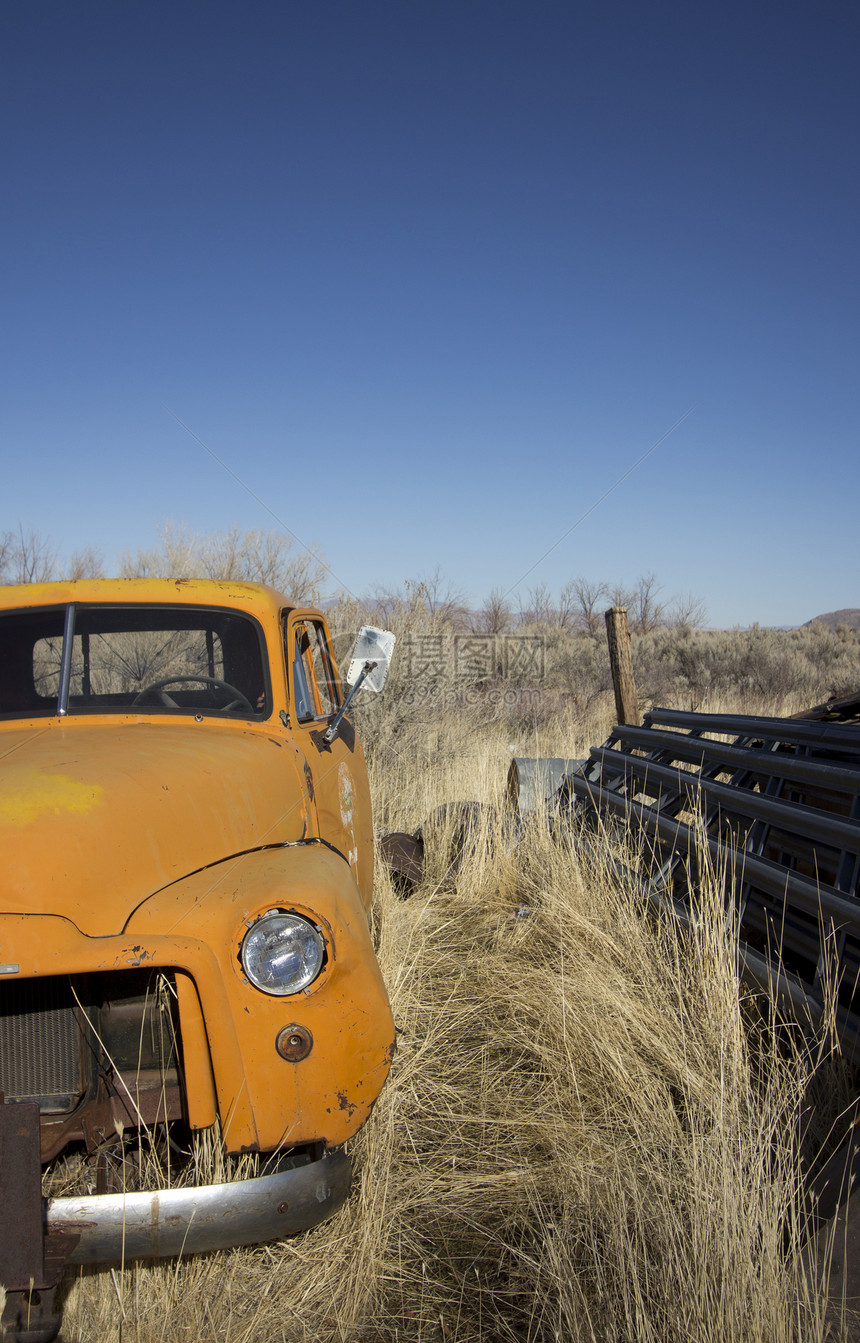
[[342, 811, 829, 1343]]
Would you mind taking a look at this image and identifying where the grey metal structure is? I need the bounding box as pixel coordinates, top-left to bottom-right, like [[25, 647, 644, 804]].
[[562, 707, 860, 1060]]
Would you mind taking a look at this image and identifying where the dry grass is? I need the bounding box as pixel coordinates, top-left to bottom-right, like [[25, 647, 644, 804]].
[[60, 702, 850, 1342]]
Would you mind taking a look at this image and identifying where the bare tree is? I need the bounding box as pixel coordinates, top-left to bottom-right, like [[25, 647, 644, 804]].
[[564, 577, 608, 636], [419, 566, 469, 628], [3, 525, 60, 584], [120, 520, 199, 579], [602, 575, 664, 633], [630, 573, 665, 634], [65, 546, 105, 580], [555, 581, 578, 631], [608, 580, 633, 612], [668, 591, 707, 633], [0, 527, 104, 583], [518, 581, 555, 626], [473, 587, 512, 634]]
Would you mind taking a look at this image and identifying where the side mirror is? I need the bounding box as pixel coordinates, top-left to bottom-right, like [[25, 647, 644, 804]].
[[323, 627, 396, 745], [345, 626, 396, 695]]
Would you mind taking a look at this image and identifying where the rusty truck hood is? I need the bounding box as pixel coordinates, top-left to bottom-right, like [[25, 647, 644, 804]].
[[0, 721, 309, 936]]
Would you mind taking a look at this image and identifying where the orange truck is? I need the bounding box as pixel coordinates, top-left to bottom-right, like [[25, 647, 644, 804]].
[[0, 578, 396, 1341]]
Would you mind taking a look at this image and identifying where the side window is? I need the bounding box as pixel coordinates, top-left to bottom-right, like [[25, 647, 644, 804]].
[[287, 619, 341, 723]]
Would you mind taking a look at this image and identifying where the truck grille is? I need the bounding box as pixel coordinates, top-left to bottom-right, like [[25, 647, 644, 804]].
[[0, 970, 180, 1120], [0, 977, 86, 1112]]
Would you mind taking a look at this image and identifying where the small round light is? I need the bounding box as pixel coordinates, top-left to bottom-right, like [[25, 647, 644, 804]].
[[240, 912, 325, 996], [276, 1024, 314, 1061]]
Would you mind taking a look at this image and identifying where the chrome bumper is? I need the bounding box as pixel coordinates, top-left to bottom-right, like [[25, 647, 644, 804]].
[[48, 1149, 351, 1264]]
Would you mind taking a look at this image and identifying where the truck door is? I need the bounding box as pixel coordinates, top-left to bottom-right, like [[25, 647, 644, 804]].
[[284, 612, 374, 905]]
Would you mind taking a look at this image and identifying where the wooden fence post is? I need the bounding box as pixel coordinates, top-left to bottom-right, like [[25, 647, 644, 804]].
[[604, 606, 639, 725]]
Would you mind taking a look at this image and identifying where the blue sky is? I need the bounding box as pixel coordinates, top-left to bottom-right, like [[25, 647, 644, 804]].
[[2, 0, 857, 626]]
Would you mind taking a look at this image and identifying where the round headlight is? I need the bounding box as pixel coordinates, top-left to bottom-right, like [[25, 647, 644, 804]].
[[240, 912, 325, 996]]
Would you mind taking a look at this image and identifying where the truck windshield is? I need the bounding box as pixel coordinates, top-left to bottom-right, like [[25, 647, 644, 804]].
[[0, 605, 269, 720]]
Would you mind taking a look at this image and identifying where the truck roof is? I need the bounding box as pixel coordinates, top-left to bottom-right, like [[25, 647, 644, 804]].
[[0, 577, 299, 618]]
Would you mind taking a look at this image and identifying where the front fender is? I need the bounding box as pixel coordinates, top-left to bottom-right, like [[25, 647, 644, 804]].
[[126, 843, 395, 1152]]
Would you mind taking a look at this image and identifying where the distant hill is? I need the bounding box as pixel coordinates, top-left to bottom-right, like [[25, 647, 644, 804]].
[[804, 609, 860, 630]]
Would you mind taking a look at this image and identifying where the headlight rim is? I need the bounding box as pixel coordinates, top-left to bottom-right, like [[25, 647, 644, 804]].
[[238, 907, 328, 998]]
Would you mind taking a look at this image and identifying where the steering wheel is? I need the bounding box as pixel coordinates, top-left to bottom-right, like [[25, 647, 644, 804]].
[[132, 676, 255, 714]]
